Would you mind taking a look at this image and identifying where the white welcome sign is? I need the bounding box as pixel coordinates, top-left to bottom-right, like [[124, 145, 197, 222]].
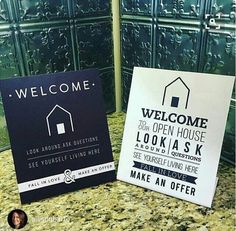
[[117, 67, 234, 207]]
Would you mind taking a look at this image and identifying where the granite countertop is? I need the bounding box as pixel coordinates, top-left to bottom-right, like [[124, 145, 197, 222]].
[[0, 113, 235, 231]]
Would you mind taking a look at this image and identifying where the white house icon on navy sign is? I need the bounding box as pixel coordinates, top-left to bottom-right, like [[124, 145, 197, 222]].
[[162, 77, 190, 109], [46, 105, 74, 136]]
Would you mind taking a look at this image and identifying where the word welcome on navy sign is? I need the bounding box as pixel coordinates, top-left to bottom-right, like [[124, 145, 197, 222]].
[[117, 67, 234, 207], [0, 69, 116, 204]]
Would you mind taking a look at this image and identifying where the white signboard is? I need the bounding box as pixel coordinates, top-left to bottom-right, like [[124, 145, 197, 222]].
[[117, 67, 234, 207]]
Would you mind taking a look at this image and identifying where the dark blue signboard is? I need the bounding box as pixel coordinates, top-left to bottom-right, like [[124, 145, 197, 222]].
[[0, 69, 115, 204]]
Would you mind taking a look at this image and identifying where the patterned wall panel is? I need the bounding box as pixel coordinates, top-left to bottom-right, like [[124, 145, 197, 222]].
[[156, 25, 201, 71], [121, 0, 153, 16], [0, 0, 11, 23], [100, 69, 115, 113], [209, 0, 236, 22], [0, 31, 21, 78], [72, 0, 111, 17], [75, 21, 113, 69], [156, 0, 204, 18], [121, 0, 235, 103], [202, 29, 235, 75], [14, 0, 69, 22], [20, 26, 74, 75], [122, 22, 152, 69]]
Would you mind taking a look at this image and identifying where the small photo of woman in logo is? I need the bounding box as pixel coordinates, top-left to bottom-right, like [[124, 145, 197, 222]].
[[8, 209, 28, 229]]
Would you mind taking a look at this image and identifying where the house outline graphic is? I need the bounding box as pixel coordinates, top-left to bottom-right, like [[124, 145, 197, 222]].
[[46, 104, 74, 136], [162, 77, 190, 109]]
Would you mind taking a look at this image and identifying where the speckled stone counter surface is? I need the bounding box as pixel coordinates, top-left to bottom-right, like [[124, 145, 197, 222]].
[[0, 113, 235, 231]]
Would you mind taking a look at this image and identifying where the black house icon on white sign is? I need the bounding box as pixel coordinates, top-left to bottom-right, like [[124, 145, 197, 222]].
[[46, 105, 74, 136], [162, 77, 190, 109]]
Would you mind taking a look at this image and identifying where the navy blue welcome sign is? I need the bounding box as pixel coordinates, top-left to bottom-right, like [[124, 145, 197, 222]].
[[0, 69, 116, 204]]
